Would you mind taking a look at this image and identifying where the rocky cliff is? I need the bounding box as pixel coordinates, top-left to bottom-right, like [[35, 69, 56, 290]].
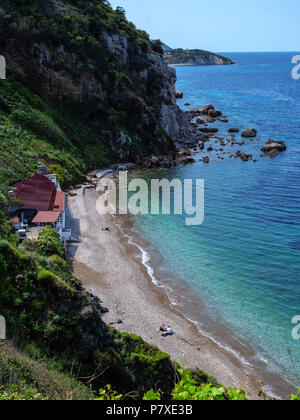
[[0, 0, 192, 182]]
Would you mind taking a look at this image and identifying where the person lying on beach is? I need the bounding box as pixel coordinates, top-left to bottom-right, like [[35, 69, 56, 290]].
[[161, 326, 174, 337], [167, 326, 174, 336], [159, 325, 166, 333]]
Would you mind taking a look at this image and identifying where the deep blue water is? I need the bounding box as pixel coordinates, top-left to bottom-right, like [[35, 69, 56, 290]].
[[131, 53, 300, 385]]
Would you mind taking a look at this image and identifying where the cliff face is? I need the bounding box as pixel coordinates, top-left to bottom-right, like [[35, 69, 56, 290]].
[[0, 0, 192, 175]]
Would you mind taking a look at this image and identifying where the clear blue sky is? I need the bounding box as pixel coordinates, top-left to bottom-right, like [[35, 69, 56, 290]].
[[109, 0, 300, 52]]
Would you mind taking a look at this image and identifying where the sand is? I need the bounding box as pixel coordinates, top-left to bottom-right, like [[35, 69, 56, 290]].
[[66, 185, 295, 400]]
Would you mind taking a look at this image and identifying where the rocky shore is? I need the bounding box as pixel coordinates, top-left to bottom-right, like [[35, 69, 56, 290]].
[[64, 101, 287, 198], [139, 103, 287, 169]]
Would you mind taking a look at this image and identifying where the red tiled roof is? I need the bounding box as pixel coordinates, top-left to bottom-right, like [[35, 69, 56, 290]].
[[13, 174, 64, 212], [53, 191, 65, 212], [10, 215, 20, 225], [32, 212, 60, 224]]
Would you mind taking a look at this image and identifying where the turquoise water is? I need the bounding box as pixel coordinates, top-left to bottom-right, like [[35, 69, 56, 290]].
[[131, 53, 300, 385]]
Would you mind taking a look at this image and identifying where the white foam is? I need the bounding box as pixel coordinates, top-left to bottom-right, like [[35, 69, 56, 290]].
[[122, 230, 162, 287]]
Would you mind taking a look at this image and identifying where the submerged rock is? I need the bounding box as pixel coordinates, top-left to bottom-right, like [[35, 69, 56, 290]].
[[228, 128, 240, 133], [240, 153, 253, 162]]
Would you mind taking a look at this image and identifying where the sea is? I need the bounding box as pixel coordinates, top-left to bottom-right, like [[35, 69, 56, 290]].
[[127, 52, 300, 390]]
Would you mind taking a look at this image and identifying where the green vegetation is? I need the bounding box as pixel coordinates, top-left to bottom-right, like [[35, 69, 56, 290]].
[[36, 227, 65, 259], [96, 369, 247, 401], [164, 48, 234, 65], [0, 73, 114, 188], [0, 342, 92, 400], [0, 0, 297, 402], [0, 0, 175, 189], [0, 224, 176, 400]]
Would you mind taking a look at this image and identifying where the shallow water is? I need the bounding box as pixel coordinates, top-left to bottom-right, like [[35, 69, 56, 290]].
[[130, 52, 300, 385]]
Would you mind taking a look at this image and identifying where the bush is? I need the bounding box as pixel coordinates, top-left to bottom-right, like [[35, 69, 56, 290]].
[[151, 39, 163, 55], [36, 227, 64, 258]]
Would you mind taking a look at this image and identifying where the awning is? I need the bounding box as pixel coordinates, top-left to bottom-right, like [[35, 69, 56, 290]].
[[32, 211, 60, 224]]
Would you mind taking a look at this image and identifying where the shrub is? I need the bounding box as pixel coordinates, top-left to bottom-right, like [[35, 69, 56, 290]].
[[36, 227, 64, 258]]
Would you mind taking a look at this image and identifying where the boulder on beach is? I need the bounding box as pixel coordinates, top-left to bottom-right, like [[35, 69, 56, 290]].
[[261, 140, 286, 157], [241, 128, 257, 138], [175, 91, 184, 99]]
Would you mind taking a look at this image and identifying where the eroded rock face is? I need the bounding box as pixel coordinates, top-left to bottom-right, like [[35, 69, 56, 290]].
[[261, 140, 286, 157], [0, 9, 192, 160], [241, 129, 257, 138]]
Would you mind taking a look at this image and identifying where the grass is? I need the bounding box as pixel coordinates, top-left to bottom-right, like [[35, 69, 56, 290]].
[[0, 341, 93, 400]]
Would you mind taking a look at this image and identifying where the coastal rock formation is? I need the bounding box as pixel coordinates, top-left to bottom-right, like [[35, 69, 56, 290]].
[[228, 128, 240, 133], [199, 104, 215, 115], [241, 129, 257, 138], [164, 48, 234, 66], [0, 1, 192, 165], [208, 109, 222, 118], [261, 140, 287, 157]]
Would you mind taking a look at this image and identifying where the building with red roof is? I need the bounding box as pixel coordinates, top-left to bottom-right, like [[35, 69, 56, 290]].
[[10, 174, 71, 241]]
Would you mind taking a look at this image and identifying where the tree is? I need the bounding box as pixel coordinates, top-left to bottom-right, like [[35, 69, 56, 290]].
[[36, 227, 64, 258]]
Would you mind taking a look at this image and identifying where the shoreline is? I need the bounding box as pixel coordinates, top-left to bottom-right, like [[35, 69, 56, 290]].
[[66, 184, 296, 400]]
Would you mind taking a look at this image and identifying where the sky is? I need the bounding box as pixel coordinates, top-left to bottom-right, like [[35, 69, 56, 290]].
[[109, 0, 300, 52]]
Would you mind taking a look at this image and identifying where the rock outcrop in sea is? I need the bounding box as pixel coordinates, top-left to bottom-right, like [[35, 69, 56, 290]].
[[261, 140, 287, 157], [164, 48, 234, 66]]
